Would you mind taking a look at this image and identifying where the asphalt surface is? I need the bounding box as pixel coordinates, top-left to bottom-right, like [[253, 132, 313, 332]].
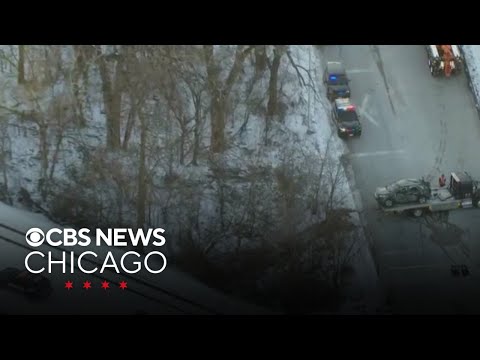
[[320, 45, 480, 314]]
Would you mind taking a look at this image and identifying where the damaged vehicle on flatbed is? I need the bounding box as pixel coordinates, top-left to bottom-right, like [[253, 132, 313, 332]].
[[375, 172, 480, 217]]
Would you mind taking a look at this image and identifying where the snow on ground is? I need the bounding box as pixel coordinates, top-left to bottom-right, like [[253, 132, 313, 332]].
[[0, 45, 357, 229], [223, 45, 355, 209], [461, 45, 480, 114], [310, 46, 380, 312], [0, 45, 379, 313], [192, 45, 364, 260], [286, 46, 356, 209], [249, 46, 379, 313], [0, 45, 107, 202]]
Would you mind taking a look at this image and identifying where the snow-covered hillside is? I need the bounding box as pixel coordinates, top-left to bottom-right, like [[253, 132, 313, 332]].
[[461, 45, 480, 115], [0, 45, 370, 313]]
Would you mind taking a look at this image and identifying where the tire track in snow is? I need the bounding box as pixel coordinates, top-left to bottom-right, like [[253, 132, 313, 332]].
[[426, 106, 448, 182]]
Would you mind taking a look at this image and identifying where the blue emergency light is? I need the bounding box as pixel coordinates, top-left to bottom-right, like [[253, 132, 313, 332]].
[[329, 75, 337, 81]]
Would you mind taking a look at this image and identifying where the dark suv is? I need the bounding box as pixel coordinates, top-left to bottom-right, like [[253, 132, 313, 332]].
[[331, 98, 362, 138], [323, 61, 351, 101], [374, 179, 432, 208]]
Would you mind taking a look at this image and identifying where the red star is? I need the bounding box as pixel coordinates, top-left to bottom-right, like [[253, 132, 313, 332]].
[[101, 280, 110, 290], [119, 281, 128, 290], [65, 281, 73, 290], [83, 281, 92, 290]]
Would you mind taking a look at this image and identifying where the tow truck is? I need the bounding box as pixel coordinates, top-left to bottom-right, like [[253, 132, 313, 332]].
[[426, 45, 463, 77], [376, 172, 480, 217]]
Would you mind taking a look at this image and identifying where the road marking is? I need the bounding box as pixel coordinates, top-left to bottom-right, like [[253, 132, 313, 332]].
[[347, 69, 374, 74], [357, 93, 379, 127], [348, 149, 405, 158], [359, 110, 380, 127], [359, 93, 370, 112]]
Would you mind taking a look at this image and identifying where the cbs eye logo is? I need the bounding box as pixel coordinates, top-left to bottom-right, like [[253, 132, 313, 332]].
[[25, 228, 45, 247]]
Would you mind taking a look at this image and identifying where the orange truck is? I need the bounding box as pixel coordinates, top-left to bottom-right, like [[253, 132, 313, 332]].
[[426, 45, 463, 77]]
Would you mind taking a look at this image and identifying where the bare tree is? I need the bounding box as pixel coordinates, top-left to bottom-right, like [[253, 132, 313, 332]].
[[254, 45, 267, 75], [0, 46, 76, 200], [266, 45, 287, 118], [18, 45, 25, 84], [136, 108, 147, 253], [319, 209, 359, 288], [175, 51, 207, 166], [0, 117, 12, 204], [48, 95, 74, 182], [72, 45, 95, 85], [203, 45, 253, 153], [95, 45, 125, 150], [308, 135, 335, 216], [190, 84, 205, 165], [121, 93, 137, 150], [43, 45, 63, 85], [264, 45, 288, 143], [121, 46, 157, 251], [71, 45, 95, 127], [164, 74, 191, 165]]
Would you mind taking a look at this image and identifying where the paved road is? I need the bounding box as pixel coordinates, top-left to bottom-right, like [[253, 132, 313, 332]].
[[319, 45, 480, 313]]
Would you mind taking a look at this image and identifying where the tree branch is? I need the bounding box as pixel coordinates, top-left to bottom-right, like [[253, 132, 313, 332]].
[[224, 45, 254, 96], [286, 50, 317, 93]]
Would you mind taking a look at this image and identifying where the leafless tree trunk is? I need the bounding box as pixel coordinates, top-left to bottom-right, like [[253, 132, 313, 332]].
[[18, 45, 25, 84], [311, 135, 334, 216], [44, 46, 63, 85], [204, 45, 224, 153], [136, 110, 147, 253], [178, 115, 187, 165], [218, 182, 226, 233], [204, 45, 253, 153], [43, 47, 53, 85], [265, 46, 286, 144], [254, 45, 267, 74], [0, 121, 11, 204], [120, 45, 166, 252], [38, 120, 49, 200], [178, 57, 207, 166], [326, 161, 343, 213], [96, 46, 124, 150], [71, 45, 91, 127], [326, 226, 359, 288], [266, 46, 285, 118], [191, 89, 203, 165], [73, 45, 94, 80], [275, 161, 298, 237], [47, 95, 71, 182], [208, 90, 224, 153], [165, 77, 188, 166], [122, 93, 138, 150], [48, 126, 65, 181]]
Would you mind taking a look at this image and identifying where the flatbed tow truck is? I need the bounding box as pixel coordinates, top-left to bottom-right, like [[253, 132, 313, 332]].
[[378, 172, 480, 217], [426, 45, 463, 77]]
